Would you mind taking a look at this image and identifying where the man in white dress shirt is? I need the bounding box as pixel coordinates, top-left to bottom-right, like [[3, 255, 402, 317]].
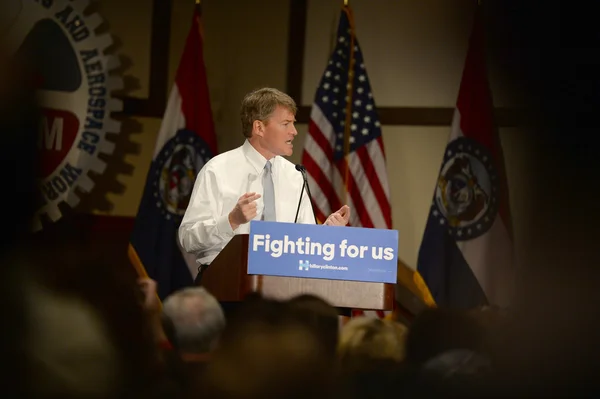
[[178, 87, 350, 269]]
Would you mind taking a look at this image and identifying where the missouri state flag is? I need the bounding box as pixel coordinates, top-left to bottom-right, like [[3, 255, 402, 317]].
[[128, 6, 217, 300], [416, 9, 514, 309]]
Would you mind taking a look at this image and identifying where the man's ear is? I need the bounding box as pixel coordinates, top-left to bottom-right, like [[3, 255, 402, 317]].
[[253, 120, 264, 137]]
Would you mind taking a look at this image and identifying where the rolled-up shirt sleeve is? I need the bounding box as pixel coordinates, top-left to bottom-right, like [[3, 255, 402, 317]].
[[178, 166, 236, 256]]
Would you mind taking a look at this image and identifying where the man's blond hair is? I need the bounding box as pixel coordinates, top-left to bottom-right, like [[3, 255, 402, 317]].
[[240, 87, 297, 138]]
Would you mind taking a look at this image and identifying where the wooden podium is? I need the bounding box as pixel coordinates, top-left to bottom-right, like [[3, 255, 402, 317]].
[[198, 234, 394, 310]]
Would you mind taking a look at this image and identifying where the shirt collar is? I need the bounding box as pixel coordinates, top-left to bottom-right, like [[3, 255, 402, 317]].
[[242, 139, 274, 175]]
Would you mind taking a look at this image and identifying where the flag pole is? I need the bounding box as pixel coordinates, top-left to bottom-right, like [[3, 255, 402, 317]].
[[342, 4, 355, 209], [195, 0, 204, 39]]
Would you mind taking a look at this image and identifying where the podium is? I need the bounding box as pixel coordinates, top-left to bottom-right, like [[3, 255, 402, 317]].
[[199, 234, 395, 310]]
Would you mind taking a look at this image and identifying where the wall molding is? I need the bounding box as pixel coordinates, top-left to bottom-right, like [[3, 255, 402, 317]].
[[286, 0, 525, 127], [117, 0, 172, 117], [120, 0, 526, 126]]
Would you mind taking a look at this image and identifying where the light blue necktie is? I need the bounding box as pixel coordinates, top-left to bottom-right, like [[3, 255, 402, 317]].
[[262, 161, 276, 221]]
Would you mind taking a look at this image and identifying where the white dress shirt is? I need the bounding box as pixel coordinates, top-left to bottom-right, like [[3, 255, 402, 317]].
[[178, 139, 315, 265]]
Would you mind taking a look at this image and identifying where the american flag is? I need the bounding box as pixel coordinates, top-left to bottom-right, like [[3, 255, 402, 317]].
[[301, 5, 391, 230], [301, 5, 393, 319]]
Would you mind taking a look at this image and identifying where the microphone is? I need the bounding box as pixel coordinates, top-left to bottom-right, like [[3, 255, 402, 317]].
[[294, 164, 318, 224]]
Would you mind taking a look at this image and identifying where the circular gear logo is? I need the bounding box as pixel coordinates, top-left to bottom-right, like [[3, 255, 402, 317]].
[[6, 0, 123, 231], [432, 137, 499, 241]]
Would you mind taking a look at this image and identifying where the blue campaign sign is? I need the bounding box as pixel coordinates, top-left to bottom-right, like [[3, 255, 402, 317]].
[[247, 221, 398, 284]]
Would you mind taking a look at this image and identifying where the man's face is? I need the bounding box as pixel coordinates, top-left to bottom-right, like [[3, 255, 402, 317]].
[[257, 105, 297, 158]]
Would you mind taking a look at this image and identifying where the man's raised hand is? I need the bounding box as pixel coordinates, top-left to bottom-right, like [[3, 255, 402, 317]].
[[324, 205, 351, 226], [229, 192, 262, 230]]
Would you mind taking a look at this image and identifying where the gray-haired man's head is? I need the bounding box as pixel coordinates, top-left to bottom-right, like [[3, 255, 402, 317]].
[[162, 287, 225, 354]]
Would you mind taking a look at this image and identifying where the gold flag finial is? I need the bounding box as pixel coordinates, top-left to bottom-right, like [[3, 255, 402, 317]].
[[344, 0, 348, 5], [196, 0, 200, 4]]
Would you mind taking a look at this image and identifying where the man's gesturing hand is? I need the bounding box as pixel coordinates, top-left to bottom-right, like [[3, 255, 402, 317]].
[[229, 192, 262, 231], [324, 205, 351, 226]]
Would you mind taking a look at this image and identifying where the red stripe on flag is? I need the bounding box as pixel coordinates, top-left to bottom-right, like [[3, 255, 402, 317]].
[[312, 204, 327, 225], [355, 139, 392, 228], [456, 11, 512, 232], [456, 14, 493, 151], [302, 149, 342, 215], [175, 8, 217, 155], [307, 120, 335, 160], [335, 158, 373, 228]]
